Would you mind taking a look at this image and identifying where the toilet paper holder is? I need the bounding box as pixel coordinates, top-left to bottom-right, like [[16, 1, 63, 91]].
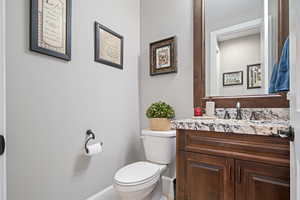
[[85, 130, 103, 154]]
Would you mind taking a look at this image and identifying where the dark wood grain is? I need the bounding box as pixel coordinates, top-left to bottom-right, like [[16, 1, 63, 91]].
[[176, 130, 290, 199], [176, 150, 186, 200], [193, 0, 290, 108], [278, 0, 289, 60], [202, 93, 289, 108], [236, 160, 290, 200], [183, 130, 290, 167], [193, 0, 205, 107], [186, 153, 234, 200]]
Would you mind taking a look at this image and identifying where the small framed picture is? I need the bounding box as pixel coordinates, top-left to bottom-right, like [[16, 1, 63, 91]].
[[223, 71, 243, 86], [150, 37, 177, 76], [94, 22, 124, 70], [247, 63, 262, 89], [30, 0, 72, 61]]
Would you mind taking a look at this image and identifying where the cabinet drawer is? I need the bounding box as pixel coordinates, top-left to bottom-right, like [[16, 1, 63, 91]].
[[179, 130, 290, 167]]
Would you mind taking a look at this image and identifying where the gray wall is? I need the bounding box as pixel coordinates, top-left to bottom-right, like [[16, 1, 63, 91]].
[[6, 0, 141, 200], [140, 0, 194, 129], [0, 1, 6, 199], [219, 34, 263, 96]]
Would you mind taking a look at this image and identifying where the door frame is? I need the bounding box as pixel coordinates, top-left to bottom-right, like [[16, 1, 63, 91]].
[[289, 0, 300, 199], [209, 18, 265, 96], [0, 0, 6, 199]]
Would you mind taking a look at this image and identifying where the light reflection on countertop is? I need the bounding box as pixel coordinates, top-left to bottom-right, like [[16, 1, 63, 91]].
[[171, 118, 290, 137]]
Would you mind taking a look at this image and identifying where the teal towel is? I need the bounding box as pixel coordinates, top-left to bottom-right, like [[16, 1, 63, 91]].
[[269, 63, 278, 93], [269, 38, 289, 93]]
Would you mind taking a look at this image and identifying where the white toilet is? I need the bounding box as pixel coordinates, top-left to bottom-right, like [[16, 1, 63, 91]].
[[113, 129, 176, 200]]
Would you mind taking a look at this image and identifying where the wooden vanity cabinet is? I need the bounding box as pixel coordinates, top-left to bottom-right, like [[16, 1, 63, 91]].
[[236, 160, 290, 200], [185, 153, 234, 200], [176, 130, 290, 200]]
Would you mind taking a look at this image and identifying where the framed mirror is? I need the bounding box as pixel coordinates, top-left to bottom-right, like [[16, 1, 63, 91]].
[[194, 0, 289, 108]]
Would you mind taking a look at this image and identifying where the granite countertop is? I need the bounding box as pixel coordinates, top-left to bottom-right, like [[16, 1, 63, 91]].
[[171, 118, 290, 137]]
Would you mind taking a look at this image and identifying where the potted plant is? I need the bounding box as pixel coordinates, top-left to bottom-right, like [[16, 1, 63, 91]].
[[146, 101, 175, 131]]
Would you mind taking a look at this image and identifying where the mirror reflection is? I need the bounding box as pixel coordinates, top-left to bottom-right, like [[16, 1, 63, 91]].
[[205, 0, 286, 97]]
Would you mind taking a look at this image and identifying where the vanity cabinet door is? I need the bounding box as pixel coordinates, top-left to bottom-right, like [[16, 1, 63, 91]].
[[186, 152, 234, 200], [236, 160, 290, 200]]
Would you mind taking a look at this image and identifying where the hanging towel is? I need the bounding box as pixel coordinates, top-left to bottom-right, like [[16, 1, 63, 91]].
[[269, 38, 290, 93], [275, 38, 290, 91], [269, 63, 279, 93]]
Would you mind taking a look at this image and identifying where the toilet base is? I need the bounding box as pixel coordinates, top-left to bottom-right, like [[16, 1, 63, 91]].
[[138, 177, 165, 200], [160, 195, 167, 200]]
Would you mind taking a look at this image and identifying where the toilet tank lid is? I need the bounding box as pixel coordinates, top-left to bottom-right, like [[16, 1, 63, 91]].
[[142, 129, 176, 138]]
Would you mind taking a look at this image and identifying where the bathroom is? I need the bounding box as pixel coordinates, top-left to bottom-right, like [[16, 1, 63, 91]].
[[0, 0, 299, 200]]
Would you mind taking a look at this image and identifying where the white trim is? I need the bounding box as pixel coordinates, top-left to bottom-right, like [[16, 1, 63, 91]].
[[290, 0, 300, 198], [0, 0, 6, 199], [86, 176, 175, 200], [162, 176, 175, 200], [211, 18, 263, 40], [86, 186, 118, 200], [209, 18, 264, 96], [263, 0, 270, 94], [209, 31, 220, 96]]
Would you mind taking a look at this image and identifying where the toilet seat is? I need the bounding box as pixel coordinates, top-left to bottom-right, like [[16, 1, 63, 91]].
[[114, 162, 161, 186]]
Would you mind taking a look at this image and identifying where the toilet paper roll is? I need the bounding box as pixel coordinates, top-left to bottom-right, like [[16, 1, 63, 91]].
[[85, 143, 103, 156], [206, 101, 215, 117]]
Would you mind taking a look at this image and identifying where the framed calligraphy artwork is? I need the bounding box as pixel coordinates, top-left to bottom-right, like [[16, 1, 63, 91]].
[[94, 22, 124, 70], [30, 0, 72, 61]]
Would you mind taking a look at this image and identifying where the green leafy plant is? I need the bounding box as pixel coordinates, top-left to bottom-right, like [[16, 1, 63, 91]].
[[146, 101, 175, 119]]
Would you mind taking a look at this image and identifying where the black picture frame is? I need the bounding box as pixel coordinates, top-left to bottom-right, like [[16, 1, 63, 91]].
[[94, 22, 124, 70], [150, 36, 177, 76], [30, 0, 72, 61], [223, 71, 243, 86], [247, 63, 262, 89]]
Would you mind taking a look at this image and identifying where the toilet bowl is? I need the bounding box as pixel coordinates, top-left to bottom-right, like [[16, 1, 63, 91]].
[[114, 162, 167, 200], [113, 129, 176, 200]]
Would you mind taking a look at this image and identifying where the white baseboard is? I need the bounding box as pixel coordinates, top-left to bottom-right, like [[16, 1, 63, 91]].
[[162, 176, 175, 200], [87, 176, 175, 200], [86, 186, 119, 200]]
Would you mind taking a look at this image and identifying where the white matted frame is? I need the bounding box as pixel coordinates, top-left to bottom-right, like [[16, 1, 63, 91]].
[[0, 0, 6, 199]]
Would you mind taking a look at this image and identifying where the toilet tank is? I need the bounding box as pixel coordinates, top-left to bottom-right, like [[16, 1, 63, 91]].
[[141, 129, 176, 165]]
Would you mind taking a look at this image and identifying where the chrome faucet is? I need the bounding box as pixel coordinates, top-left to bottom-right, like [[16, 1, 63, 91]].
[[236, 102, 242, 120]]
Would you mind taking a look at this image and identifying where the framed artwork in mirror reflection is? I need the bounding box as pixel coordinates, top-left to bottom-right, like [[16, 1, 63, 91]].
[[247, 63, 262, 89], [223, 71, 243, 86], [150, 37, 177, 76]]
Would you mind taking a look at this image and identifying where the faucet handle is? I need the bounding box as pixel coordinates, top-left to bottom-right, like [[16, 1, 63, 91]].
[[250, 111, 257, 120], [224, 110, 231, 119]]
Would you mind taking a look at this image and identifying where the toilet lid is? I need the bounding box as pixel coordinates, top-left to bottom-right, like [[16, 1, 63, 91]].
[[114, 162, 160, 186]]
